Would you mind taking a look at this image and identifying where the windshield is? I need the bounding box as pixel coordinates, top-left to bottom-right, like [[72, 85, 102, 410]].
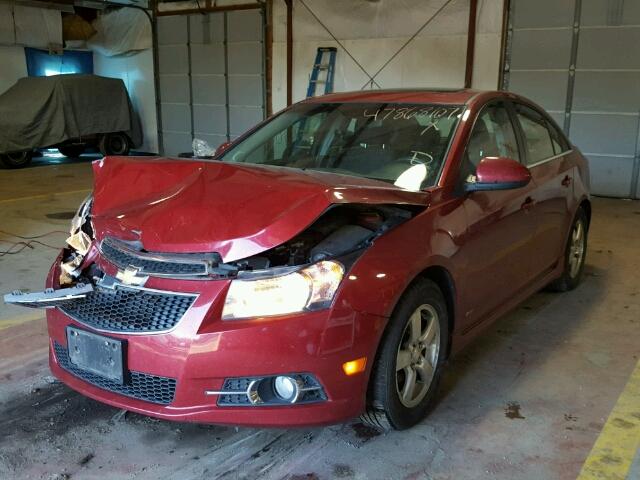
[[220, 102, 463, 191]]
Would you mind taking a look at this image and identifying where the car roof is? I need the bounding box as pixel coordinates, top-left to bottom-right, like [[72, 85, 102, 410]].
[[302, 88, 493, 106]]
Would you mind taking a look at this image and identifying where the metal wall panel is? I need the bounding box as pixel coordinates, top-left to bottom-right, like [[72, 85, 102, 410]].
[[577, 27, 640, 70], [581, 0, 640, 26], [227, 9, 265, 141], [586, 154, 636, 197], [156, 8, 265, 156], [570, 114, 638, 156], [512, 0, 574, 28], [157, 15, 190, 156], [508, 71, 568, 112], [573, 72, 640, 113], [509, 29, 573, 70], [504, 0, 640, 198]]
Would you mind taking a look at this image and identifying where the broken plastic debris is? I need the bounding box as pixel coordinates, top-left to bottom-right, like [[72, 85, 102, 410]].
[[3, 283, 94, 308], [192, 138, 216, 158], [65, 230, 91, 256]]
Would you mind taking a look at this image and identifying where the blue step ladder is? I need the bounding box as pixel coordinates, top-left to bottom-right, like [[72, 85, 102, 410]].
[[306, 47, 337, 98]]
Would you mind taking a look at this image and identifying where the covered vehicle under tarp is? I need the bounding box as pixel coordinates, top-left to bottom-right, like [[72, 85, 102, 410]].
[[0, 74, 142, 154]]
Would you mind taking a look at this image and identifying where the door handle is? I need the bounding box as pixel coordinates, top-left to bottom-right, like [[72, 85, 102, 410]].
[[521, 196, 534, 211], [561, 175, 572, 187]]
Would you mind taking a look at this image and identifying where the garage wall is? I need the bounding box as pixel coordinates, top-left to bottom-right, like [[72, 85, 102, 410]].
[[0, 46, 28, 94], [503, 0, 640, 199], [94, 50, 159, 153], [156, 8, 266, 156], [271, 0, 505, 113]]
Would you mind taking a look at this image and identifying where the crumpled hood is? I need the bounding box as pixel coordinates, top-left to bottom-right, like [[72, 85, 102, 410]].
[[91, 157, 430, 262]]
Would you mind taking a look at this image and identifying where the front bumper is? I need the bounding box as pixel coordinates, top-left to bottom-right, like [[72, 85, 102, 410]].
[[44, 256, 385, 427]]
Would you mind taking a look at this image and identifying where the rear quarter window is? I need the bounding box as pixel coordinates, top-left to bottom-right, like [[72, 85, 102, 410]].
[[515, 104, 555, 165]]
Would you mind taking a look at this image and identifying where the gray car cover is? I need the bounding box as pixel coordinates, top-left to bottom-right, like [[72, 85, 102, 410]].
[[0, 74, 142, 154]]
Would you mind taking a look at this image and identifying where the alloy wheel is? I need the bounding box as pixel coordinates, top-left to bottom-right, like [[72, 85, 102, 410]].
[[395, 304, 440, 408], [568, 219, 586, 278]]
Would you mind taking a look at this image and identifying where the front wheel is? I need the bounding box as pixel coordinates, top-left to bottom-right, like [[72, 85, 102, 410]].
[[548, 207, 588, 292], [0, 150, 33, 168], [360, 279, 449, 431]]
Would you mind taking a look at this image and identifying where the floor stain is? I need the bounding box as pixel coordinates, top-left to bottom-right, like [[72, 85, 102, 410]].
[[351, 422, 382, 441], [333, 463, 355, 478], [79, 453, 94, 465], [611, 417, 635, 429], [45, 211, 76, 220], [505, 402, 525, 420]]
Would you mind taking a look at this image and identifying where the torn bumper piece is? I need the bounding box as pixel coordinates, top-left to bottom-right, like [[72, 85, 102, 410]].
[[3, 283, 94, 308]]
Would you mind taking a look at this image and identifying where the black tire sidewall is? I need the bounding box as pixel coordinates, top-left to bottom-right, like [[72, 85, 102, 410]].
[[374, 279, 449, 430], [100, 133, 129, 156], [0, 151, 33, 168]]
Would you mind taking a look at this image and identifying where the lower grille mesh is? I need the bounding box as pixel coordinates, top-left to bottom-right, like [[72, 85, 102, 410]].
[[59, 285, 196, 333], [54, 342, 177, 405]]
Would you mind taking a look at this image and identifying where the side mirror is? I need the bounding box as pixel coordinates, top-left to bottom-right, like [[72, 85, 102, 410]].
[[215, 141, 232, 157], [464, 157, 531, 192]]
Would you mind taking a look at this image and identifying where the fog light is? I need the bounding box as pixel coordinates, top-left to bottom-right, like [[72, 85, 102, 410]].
[[274, 376, 298, 402]]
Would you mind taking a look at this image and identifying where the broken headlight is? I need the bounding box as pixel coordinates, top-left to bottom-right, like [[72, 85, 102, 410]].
[[60, 194, 94, 284], [221, 260, 344, 320]]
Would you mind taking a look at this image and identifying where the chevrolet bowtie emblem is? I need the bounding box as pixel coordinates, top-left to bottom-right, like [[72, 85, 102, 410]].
[[116, 266, 148, 286]]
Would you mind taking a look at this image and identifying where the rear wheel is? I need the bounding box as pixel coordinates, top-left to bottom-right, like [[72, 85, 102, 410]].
[[99, 132, 130, 156], [57, 145, 85, 158], [360, 279, 448, 431], [0, 150, 33, 168], [548, 207, 588, 292]]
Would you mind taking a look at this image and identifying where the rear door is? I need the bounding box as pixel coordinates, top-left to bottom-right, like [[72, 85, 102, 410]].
[[511, 102, 574, 278], [458, 101, 539, 327]]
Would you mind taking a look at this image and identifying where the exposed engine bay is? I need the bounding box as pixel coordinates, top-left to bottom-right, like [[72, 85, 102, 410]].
[[231, 204, 415, 271]]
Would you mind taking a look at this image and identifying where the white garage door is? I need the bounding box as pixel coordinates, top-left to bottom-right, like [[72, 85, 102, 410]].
[[502, 0, 640, 199], [156, 9, 266, 156]]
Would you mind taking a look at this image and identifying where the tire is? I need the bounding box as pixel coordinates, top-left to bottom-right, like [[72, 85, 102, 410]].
[[57, 145, 85, 158], [99, 132, 130, 156], [360, 279, 449, 431], [547, 207, 588, 292], [0, 150, 33, 168]]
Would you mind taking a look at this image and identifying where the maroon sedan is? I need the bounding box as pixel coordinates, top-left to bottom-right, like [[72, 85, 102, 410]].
[[5, 89, 590, 430]]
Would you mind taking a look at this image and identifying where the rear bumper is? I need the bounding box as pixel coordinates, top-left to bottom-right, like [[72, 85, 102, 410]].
[[45, 262, 386, 427]]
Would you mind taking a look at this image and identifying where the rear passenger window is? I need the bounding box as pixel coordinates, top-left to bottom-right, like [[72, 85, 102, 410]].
[[547, 120, 570, 155], [515, 104, 555, 165]]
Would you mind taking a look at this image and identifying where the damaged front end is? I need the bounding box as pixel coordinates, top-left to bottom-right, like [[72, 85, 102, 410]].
[[4, 197, 419, 319], [4, 193, 96, 307]]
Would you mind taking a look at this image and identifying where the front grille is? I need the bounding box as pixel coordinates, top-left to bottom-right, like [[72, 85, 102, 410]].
[[101, 237, 210, 276], [59, 284, 196, 333], [54, 342, 176, 405]]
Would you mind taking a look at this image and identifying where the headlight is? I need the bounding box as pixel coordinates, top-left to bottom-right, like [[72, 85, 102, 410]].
[[222, 260, 345, 320], [66, 193, 93, 255]]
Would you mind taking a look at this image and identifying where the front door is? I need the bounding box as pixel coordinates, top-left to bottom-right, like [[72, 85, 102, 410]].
[[457, 102, 539, 330]]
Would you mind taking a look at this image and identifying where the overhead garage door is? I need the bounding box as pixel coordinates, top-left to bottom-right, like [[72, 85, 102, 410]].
[[156, 9, 266, 156], [502, 0, 640, 199]]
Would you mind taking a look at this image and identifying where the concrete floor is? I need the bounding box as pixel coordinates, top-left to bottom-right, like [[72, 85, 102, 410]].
[[1, 160, 639, 480]]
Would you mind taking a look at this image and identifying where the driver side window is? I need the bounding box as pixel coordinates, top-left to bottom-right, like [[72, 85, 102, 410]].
[[461, 104, 520, 182]]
